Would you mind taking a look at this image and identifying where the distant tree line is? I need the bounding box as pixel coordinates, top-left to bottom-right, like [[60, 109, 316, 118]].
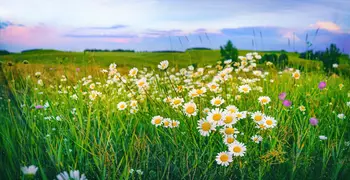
[[299, 44, 342, 74], [21, 49, 62, 53], [186, 47, 212, 51], [84, 49, 135, 52], [0, 50, 11, 55]]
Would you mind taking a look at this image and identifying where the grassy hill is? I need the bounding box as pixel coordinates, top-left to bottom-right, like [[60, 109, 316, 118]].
[[0, 49, 349, 74]]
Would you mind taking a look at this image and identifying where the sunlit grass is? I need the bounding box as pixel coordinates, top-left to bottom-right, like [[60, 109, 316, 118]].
[[0, 53, 349, 179]]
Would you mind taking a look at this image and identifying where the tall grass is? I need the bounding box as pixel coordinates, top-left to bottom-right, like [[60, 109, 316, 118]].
[[0, 54, 350, 179]]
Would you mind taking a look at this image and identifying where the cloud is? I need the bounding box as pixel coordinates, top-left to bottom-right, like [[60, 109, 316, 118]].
[[0, 25, 70, 47], [77, 25, 128, 30], [280, 31, 301, 42], [310, 21, 341, 32], [64, 34, 137, 38]]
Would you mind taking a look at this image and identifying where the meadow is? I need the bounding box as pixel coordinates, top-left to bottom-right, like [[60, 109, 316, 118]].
[[0, 50, 350, 179]]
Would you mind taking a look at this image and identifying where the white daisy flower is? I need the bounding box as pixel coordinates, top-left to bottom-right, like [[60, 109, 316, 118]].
[[56, 170, 87, 180], [337, 113, 346, 119], [197, 119, 216, 136], [258, 96, 271, 105], [151, 116, 163, 127], [109, 63, 117, 70], [319, 135, 328, 140], [171, 97, 184, 108], [251, 135, 263, 143], [223, 135, 236, 145], [158, 60, 169, 70], [170, 120, 180, 128], [235, 111, 247, 120], [228, 141, 247, 157], [264, 116, 277, 128], [21, 165, 38, 175], [136, 78, 148, 89], [222, 112, 238, 126], [162, 118, 171, 128], [220, 126, 239, 136], [183, 102, 197, 117], [203, 108, 210, 114], [226, 105, 239, 113], [210, 96, 225, 107], [238, 84, 251, 94], [292, 71, 301, 80], [207, 82, 220, 92], [251, 111, 265, 124], [207, 108, 224, 124], [129, 67, 138, 77], [215, 152, 232, 166], [117, 102, 127, 110]]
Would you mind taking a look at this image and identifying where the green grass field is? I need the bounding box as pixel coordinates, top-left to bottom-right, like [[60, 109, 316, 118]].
[[0, 50, 321, 67], [0, 51, 350, 179]]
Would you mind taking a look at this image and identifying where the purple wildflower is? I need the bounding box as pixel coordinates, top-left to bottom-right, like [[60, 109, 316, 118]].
[[318, 81, 326, 90], [282, 100, 292, 107], [76, 68, 80, 72], [35, 105, 44, 109], [278, 92, 287, 100], [309, 117, 318, 126]]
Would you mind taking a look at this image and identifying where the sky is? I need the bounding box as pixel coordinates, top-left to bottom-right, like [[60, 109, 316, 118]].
[[0, 0, 350, 53]]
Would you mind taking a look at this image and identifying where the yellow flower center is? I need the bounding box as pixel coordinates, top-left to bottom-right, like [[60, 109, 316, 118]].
[[237, 114, 242, 118], [224, 116, 233, 124], [163, 121, 169, 126], [211, 85, 217, 89], [229, 109, 236, 113], [173, 99, 181, 105], [294, 73, 300, 78], [261, 99, 268, 103], [225, 128, 235, 135], [214, 99, 221, 105], [243, 87, 248, 92], [172, 122, 178, 127], [154, 118, 162, 124], [201, 122, 211, 131], [138, 81, 145, 86], [196, 89, 203, 95], [254, 115, 262, 121], [220, 154, 229, 162], [186, 106, 195, 114], [120, 104, 125, 109], [213, 113, 222, 121], [266, 119, 273, 125], [233, 146, 242, 153], [226, 137, 235, 144]]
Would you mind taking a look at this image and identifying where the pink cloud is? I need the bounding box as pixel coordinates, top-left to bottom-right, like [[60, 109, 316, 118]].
[[278, 28, 301, 42], [281, 31, 300, 42], [310, 21, 341, 32], [0, 25, 69, 46]]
